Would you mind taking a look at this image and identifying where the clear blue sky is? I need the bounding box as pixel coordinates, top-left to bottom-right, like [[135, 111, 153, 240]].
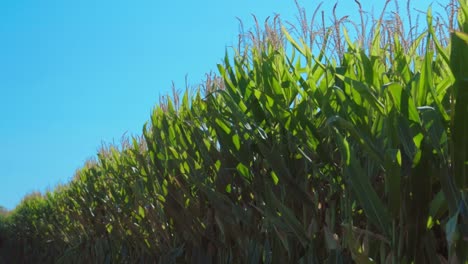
[[0, 0, 443, 210]]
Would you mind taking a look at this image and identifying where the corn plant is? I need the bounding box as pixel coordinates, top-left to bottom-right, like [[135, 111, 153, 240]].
[[0, 0, 466, 263]]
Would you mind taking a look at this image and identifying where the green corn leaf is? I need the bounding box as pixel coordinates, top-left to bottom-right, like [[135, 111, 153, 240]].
[[428, 190, 447, 222], [232, 134, 241, 151], [334, 131, 391, 237], [450, 25, 468, 190], [138, 206, 145, 219], [386, 82, 420, 124], [282, 26, 306, 57], [335, 74, 385, 114]]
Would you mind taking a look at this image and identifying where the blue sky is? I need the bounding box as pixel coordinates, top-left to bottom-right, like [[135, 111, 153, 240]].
[[0, 0, 443, 210]]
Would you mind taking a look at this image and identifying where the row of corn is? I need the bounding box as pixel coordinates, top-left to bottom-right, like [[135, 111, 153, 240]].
[[1, 1, 467, 263]]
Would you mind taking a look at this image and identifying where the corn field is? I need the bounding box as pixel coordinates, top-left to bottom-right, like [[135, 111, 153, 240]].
[[1, 0, 467, 263]]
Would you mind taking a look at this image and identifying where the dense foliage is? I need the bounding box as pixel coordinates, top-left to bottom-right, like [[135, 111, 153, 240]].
[[1, 1, 467, 263]]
